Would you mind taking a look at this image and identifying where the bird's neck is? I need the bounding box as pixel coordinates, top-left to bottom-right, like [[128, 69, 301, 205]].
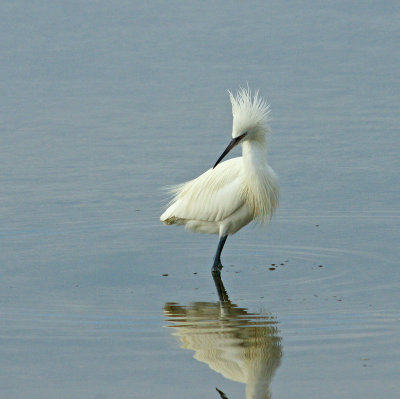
[[240, 138, 278, 222], [241, 140, 268, 171]]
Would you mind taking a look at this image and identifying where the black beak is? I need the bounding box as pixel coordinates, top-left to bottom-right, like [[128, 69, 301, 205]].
[[216, 387, 230, 399], [213, 133, 247, 169]]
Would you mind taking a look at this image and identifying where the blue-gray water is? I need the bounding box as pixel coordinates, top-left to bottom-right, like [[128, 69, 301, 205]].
[[1, 1, 399, 398]]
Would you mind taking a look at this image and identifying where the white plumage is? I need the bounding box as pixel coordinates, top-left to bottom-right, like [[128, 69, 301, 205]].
[[160, 87, 279, 272], [164, 300, 282, 399]]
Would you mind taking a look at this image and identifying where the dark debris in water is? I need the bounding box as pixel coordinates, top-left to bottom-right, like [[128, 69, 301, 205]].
[[266, 259, 327, 272], [162, 273, 168, 277], [267, 260, 289, 271], [362, 357, 370, 367]]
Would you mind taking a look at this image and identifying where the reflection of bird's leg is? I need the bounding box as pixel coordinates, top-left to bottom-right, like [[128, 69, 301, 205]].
[[212, 235, 228, 272], [212, 269, 230, 303]]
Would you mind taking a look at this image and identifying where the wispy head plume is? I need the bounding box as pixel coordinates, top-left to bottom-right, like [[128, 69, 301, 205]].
[[228, 86, 271, 138]]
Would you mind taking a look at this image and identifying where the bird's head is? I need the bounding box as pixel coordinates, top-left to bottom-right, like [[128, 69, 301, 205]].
[[213, 87, 271, 169]]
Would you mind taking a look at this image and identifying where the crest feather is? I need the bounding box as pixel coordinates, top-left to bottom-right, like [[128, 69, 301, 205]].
[[228, 87, 271, 133]]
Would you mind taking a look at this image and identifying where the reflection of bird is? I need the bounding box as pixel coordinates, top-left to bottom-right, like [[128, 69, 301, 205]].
[[164, 274, 282, 399], [160, 88, 279, 272]]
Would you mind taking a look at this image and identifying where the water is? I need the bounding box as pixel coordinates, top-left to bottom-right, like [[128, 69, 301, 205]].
[[1, 1, 399, 398]]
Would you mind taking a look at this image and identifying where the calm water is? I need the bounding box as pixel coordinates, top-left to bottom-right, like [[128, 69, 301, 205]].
[[1, 1, 399, 398]]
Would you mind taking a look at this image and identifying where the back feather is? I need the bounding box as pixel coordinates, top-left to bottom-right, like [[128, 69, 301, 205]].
[[161, 158, 244, 224]]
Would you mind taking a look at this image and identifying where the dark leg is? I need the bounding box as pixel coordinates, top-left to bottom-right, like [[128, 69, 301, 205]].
[[211, 235, 228, 272], [212, 269, 230, 303]]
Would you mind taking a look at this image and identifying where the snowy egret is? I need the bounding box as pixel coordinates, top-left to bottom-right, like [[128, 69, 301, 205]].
[[164, 274, 282, 399], [160, 88, 279, 272]]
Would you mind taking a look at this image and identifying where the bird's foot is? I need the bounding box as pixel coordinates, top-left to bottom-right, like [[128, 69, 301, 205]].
[[211, 259, 223, 273]]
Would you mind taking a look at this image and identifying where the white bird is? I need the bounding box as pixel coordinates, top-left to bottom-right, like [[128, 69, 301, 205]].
[[164, 294, 282, 399], [160, 88, 279, 272]]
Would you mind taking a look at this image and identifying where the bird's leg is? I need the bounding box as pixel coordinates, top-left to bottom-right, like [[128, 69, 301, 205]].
[[212, 270, 230, 303], [212, 235, 228, 272]]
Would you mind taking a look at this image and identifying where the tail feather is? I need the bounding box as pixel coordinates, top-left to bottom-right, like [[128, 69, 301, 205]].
[[161, 216, 181, 225]]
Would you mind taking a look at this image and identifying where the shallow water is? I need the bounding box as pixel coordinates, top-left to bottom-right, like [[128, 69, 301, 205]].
[[1, 1, 399, 398]]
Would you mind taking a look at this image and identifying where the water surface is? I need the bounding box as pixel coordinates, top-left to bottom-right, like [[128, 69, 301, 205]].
[[1, 1, 399, 398]]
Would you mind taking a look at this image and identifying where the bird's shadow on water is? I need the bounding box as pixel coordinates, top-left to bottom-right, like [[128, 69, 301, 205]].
[[164, 272, 283, 399]]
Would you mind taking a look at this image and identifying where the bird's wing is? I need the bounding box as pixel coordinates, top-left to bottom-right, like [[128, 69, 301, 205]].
[[162, 158, 244, 223]]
